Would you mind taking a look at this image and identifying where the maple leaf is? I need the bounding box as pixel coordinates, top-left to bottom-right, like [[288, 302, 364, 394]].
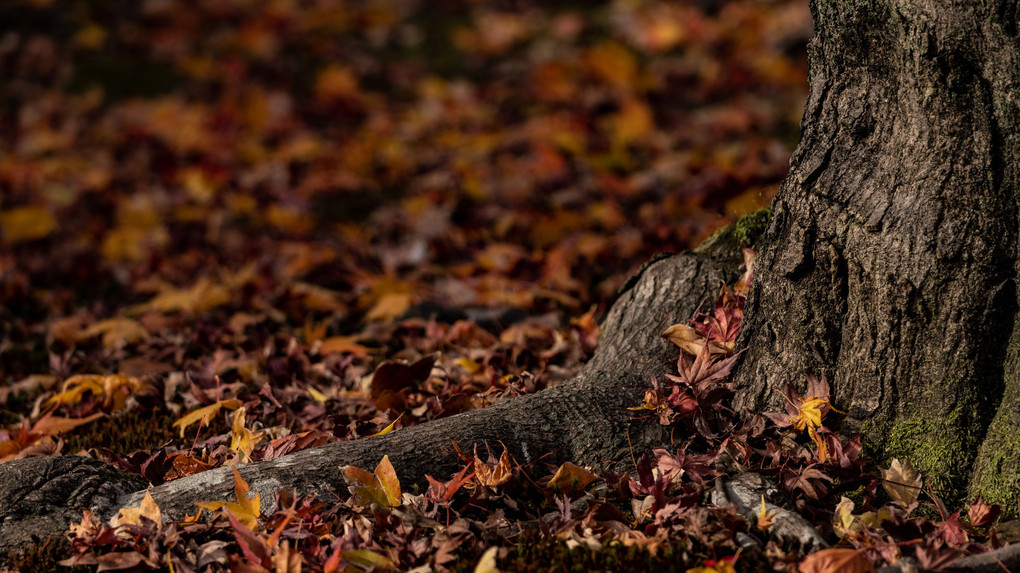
[[832, 496, 892, 539], [474, 444, 513, 488], [195, 466, 262, 531], [426, 463, 474, 504], [968, 493, 1001, 528], [46, 374, 145, 411], [880, 458, 922, 506], [173, 398, 243, 437], [229, 407, 265, 463], [667, 345, 740, 391], [75, 318, 150, 349], [342, 549, 395, 570], [342, 455, 402, 508], [111, 489, 162, 531]]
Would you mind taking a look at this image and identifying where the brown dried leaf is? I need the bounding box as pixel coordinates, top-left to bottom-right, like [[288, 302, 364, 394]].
[[880, 458, 922, 506]]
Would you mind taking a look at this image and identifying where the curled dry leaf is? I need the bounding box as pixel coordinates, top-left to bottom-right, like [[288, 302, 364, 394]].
[[662, 323, 705, 356], [798, 548, 875, 573], [546, 462, 599, 498], [880, 458, 922, 506], [474, 444, 513, 488]]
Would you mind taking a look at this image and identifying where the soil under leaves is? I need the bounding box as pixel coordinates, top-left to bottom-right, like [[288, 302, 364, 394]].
[[2, 0, 1013, 571]]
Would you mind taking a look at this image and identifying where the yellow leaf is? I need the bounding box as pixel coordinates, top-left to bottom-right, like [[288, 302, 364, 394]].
[[47, 374, 144, 411], [111, 489, 162, 529], [77, 318, 150, 349], [794, 397, 828, 431], [134, 278, 232, 315], [757, 495, 776, 531], [173, 398, 243, 437], [318, 336, 370, 358], [307, 386, 329, 403], [661, 324, 705, 356], [31, 410, 104, 435], [474, 547, 500, 573], [455, 358, 482, 375], [880, 458, 922, 506], [195, 466, 261, 531], [230, 407, 264, 463], [832, 496, 856, 539], [366, 292, 413, 322], [0, 205, 57, 244], [546, 462, 599, 497], [342, 455, 402, 508], [341, 549, 394, 570], [368, 414, 402, 437]]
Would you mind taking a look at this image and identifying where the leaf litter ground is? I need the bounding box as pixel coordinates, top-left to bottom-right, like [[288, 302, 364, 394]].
[[1, 0, 1010, 571]]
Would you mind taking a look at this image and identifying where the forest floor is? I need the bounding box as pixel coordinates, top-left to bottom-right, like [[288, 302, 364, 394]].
[[5, 1, 1007, 572]]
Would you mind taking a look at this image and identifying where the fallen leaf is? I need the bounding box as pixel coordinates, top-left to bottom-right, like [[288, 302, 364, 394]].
[[968, 493, 1001, 528], [32, 410, 105, 435], [546, 462, 599, 498], [173, 398, 243, 437], [111, 489, 162, 530], [0, 205, 57, 243], [229, 407, 264, 463], [798, 548, 875, 573], [757, 495, 776, 531], [474, 444, 513, 488], [76, 317, 150, 349], [342, 455, 402, 508], [195, 466, 261, 531], [474, 546, 500, 573], [880, 458, 922, 506]]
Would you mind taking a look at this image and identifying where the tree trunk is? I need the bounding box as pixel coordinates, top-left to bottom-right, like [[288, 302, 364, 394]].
[[732, 0, 1019, 502]]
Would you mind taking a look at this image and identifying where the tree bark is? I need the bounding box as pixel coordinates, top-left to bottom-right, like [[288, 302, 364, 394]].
[[732, 0, 1019, 502]]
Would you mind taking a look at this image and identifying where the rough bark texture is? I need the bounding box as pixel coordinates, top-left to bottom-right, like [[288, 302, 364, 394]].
[[0, 250, 735, 564], [732, 0, 1020, 501], [0, 456, 147, 558]]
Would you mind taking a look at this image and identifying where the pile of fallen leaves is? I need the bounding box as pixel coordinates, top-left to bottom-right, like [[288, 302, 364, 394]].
[[49, 256, 1018, 573], [1, 0, 807, 484], [10, 0, 1009, 571]]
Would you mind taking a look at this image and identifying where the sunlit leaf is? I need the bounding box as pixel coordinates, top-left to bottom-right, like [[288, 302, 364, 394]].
[[546, 462, 598, 498], [474, 547, 500, 573], [111, 489, 162, 530], [342, 455, 402, 508], [880, 458, 922, 506], [474, 445, 513, 488], [173, 398, 243, 437], [195, 466, 261, 531]]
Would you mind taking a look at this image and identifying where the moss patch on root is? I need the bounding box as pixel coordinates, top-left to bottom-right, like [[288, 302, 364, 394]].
[[733, 206, 771, 248], [969, 411, 1020, 516], [881, 406, 983, 502]]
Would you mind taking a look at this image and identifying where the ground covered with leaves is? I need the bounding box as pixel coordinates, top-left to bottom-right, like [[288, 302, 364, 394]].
[[3, 0, 1014, 572]]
